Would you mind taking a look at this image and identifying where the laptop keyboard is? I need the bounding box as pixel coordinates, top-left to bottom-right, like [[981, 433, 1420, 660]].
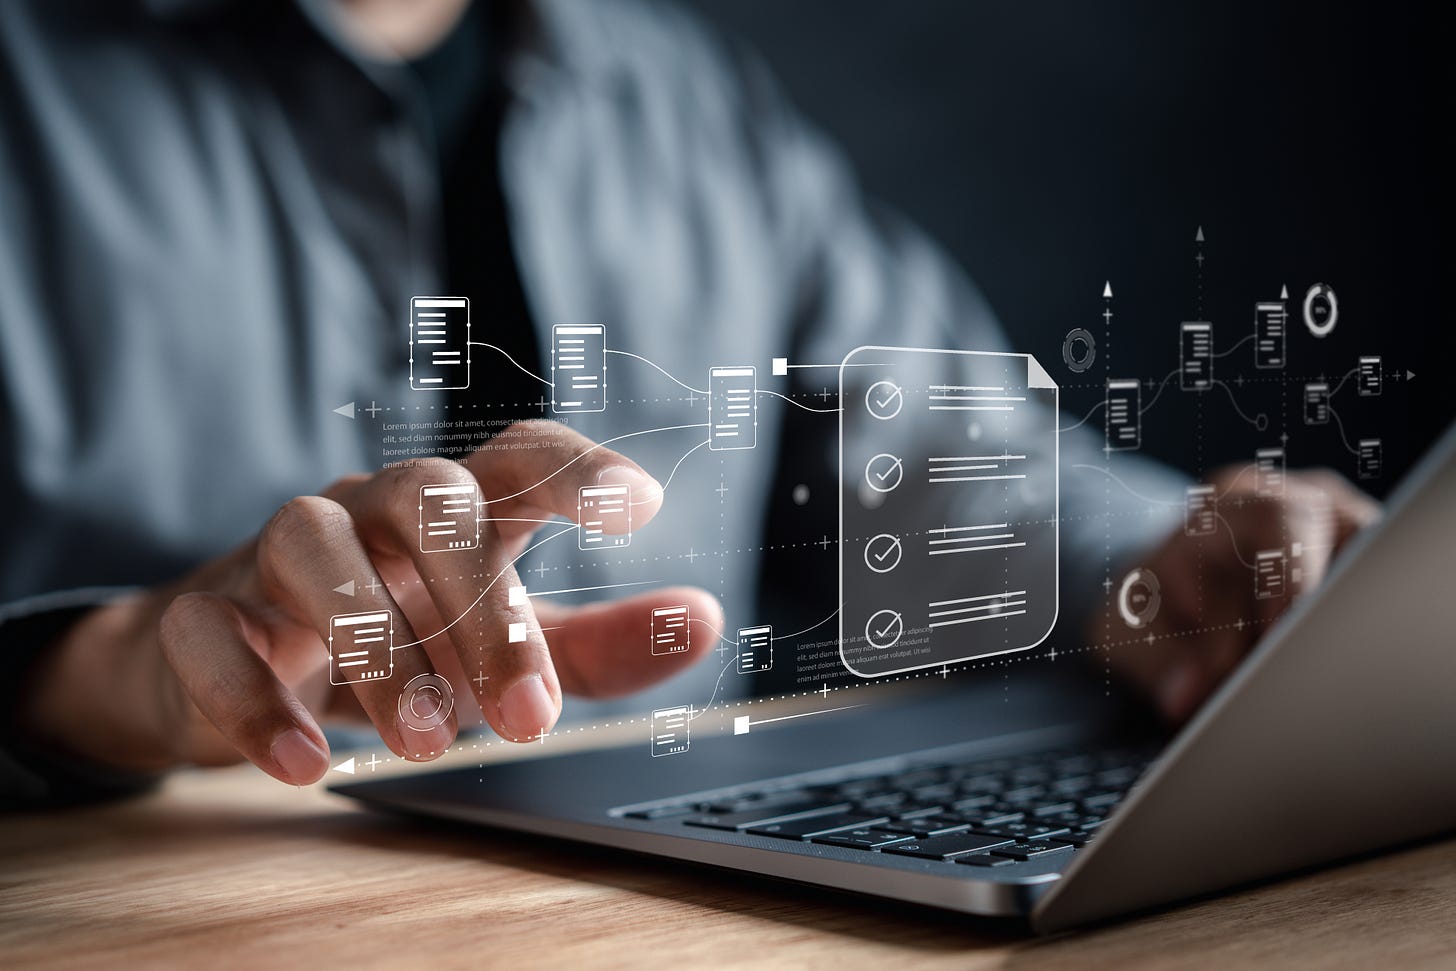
[[624, 741, 1158, 868]]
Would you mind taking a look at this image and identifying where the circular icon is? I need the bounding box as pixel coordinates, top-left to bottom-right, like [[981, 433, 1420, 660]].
[[864, 452, 903, 494], [864, 609, 904, 650], [1117, 567, 1162, 630], [1062, 328, 1098, 373], [1303, 283, 1338, 338], [397, 673, 454, 732], [864, 380, 904, 420], [863, 533, 903, 574]]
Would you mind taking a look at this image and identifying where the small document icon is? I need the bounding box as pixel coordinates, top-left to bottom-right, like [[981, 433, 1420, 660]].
[[551, 324, 607, 413], [1254, 302, 1287, 369], [419, 482, 479, 553], [1184, 484, 1216, 536], [1255, 447, 1285, 497], [709, 366, 757, 451], [736, 625, 773, 674], [578, 484, 631, 550], [329, 611, 394, 685], [651, 706, 690, 757], [1180, 321, 1213, 391], [1255, 549, 1286, 600], [651, 605, 691, 656], [1358, 356, 1383, 397], [1105, 379, 1142, 451], [1303, 383, 1330, 425], [409, 297, 470, 391], [1358, 439, 1382, 479]]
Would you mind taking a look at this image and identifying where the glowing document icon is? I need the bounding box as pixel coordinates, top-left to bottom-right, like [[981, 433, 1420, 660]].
[[1358, 356, 1383, 397], [1358, 439, 1382, 480], [838, 346, 1058, 678], [1254, 302, 1287, 370], [409, 297, 470, 391], [1255, 549, 1286, 600], [1184, 484, 1216, 536], [1180, 322, 1213, 391], [736, 625, 773, 674], [419, 482, 479, 553], [1105, 379, 1141, 452], [329, 611, 394, 685], [650, 605, 690, 656], [1304, 383, 1330, 425], [551, 324, 607, 413], [578, 484, 632, 550], [651, 706, 690, 757], [709, 366, 757, 450], [1255, 447, 1285, 498]]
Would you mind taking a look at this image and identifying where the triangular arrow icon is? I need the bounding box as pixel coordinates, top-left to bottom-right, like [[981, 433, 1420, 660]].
[[1195, 226, 1205, 243], [333, 580, 355, 597], [333, 757, 355, 775], [1407, 371, 1415, 381], [1280, 284, 1289, 300], [333, 402, 355, 419], [1103, 281, 1113, 299]]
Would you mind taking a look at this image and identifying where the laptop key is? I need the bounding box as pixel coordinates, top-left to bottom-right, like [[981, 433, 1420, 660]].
[[956, 854, 1017, 868], [882, 817, 971, 839], [812, 828, 915, 850], [1051, 830, 1098, 847], [881, 833, 1014, 861], [683, 802, 851, 832], [624, 803, 698, 820], [990, 840, 1076, 861], [748, 812, 888, 840], [975, 822, 1071, 841]]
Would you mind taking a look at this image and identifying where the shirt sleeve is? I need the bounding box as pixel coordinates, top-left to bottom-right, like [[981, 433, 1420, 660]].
[[0, 589, 162, 809]]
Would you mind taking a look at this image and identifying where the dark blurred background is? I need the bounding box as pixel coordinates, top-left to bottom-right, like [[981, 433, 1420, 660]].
[[683, 0, 1451, 497]]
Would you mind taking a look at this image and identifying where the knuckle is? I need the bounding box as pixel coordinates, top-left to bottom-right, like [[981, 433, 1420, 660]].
[[260, 495, 351, 563], [158, 591, 216, 656]]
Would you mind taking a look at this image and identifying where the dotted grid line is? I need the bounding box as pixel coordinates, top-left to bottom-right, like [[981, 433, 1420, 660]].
[[1102, 280, 1113, 695]]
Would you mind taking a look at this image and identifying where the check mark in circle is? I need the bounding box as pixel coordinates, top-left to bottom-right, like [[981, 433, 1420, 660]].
[[865, 609, 904, 650], [865, 380, 904, 420], [864, 452, 903, 493], [864, 533, 902, 574]]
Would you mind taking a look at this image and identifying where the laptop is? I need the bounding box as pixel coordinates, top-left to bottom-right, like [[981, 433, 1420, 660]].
[[333, 421, 1456, 932]]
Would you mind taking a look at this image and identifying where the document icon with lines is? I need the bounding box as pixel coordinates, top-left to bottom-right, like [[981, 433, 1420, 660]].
[[1254, 302, 1286, 369], [736, 625, 773, 674], [1105, 379, 1141, 451], [838, 345, 1059, 678], [329, 611, 394, 685], [650, 605, 690, 656], [1180, 321, 1213, 390], [419, 482, 479, 553], [651, 706, 690, 757], [409, 297, 470, 391], [1184, 484, 1217, 536], [578, 484, 632, 550], [551, 324, 607, 413], [709, 366, 757, 450]]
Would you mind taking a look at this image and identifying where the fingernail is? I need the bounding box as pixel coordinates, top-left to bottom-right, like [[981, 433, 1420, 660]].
[[1157, 660, 1201, 722], [399, 720, 454, 761], [500, 674, 559, 742], [598, 464, 661, 501], [270, 728, 328, 784]]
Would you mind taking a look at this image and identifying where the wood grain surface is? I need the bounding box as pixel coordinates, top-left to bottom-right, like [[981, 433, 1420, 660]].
[[3, 725, 1454, 970]]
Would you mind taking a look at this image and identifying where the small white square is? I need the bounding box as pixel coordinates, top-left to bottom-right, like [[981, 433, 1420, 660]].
[[733, 716, 751, 736], [1291, 542, 1303, 557], [508, 585, 527, 607], [771, 357, 788, 376], [508, 622, 527, 643]]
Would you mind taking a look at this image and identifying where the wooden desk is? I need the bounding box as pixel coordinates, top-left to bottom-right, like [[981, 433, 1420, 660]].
[[4, 726, 1455, 970]]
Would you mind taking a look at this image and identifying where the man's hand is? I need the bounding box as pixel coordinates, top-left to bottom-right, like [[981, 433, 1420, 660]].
[[19, 421, 723, 785], [1102, 465, 1379, 723]]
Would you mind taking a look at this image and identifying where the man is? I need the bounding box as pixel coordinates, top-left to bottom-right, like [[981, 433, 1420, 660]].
[[0, 0, 1375, 804]]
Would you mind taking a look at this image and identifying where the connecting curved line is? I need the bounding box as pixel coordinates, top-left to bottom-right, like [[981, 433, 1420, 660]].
[[1070, 463, 1181, 507], [757, 389, 840, 414], [390, 523, 579, 651], [1059, 399, 1106, 433], [604, 348, 708, 395], [1138, 368, 1182, 415], [1211, 379, 1264, 428], [632, 438, 709, 506], [689, 653, 740, 721], [1212, 333, 1255, 359], [773, 603, 842, 642], [481, 423, 711, 506], [467, 342, 553, 386]]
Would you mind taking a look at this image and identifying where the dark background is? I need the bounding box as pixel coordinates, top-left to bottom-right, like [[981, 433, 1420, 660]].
[[683, 0, 1451, 496]]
